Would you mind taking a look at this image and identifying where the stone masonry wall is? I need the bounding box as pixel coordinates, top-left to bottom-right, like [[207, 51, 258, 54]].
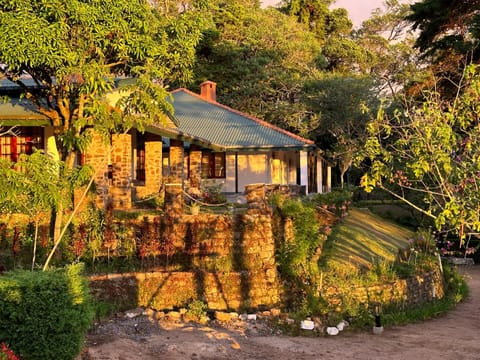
[[188, 144, 202, 189], [89, 212, 281, 311], [83, 131, 109, 208], [323, 268, 445, 312], [83, 131, 132, 208], [89, 187, 444, 313], [110, 134, 132, 208]]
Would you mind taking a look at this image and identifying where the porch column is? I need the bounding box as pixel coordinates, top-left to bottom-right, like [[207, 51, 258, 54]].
[[144, 134, 162, 194], [189, 144, 202, 189], [169, 139, 184, 183], [110, 133, 132, 208], [327, 165, 332, 193], [83, 131, 109, 208], [316, 156, 323, 193], [299, 150, 308, 194]]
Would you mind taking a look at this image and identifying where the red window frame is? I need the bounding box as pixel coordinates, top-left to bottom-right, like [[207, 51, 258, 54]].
[[0, 127, 44, 162]]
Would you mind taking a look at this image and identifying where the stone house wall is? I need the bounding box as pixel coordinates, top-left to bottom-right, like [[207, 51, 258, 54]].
[[83, 131, 133, 209]]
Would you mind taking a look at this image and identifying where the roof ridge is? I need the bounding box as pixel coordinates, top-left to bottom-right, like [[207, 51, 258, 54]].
[[171, 88, 314, 145]]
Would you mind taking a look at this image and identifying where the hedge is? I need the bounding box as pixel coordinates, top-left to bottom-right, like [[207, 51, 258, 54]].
[[0, 264, 94, 360]]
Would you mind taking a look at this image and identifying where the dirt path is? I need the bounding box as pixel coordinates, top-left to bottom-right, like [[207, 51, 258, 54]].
[[84, 265, 480, 360]]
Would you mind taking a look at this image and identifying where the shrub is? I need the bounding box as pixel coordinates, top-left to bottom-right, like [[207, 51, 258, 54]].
[[306, 189, 352, 217], [0, 264, 94, 360], [275, 199, 325, 310], [0, 343, 19, 360]]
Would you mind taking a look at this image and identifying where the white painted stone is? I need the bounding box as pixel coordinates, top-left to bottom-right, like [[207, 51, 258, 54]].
[[327, 327, 339, 336], [300, 320, 315, 330], [336, 320, 349, 331]]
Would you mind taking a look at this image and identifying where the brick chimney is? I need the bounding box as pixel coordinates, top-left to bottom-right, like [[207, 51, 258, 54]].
[[200, 80, 216, 102]]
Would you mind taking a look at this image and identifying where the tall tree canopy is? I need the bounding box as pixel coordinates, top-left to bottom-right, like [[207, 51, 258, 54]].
[[356, 0, 423, 98], [406, 0, 480, 96], [304, 75, 377, 187], [407, 0, 480, 62]]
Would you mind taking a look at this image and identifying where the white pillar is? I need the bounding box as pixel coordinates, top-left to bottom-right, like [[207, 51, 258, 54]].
[[316, 156, 323, 193], [327, 165, 332, 192], [300, 151, 308, 194]]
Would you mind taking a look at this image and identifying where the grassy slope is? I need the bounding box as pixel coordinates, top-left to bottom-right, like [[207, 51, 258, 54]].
[[322, 207, 414, 273]]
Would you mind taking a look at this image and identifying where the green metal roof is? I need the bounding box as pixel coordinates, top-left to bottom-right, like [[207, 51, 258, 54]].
[[171, 89, 315, 151], [0, 80, 316, 152]]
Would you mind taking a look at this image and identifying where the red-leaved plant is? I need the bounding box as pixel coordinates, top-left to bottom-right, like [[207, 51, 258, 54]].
[[0, 342, 20, 360]]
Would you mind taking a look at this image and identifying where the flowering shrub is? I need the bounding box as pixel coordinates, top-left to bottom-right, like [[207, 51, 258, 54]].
[[438, 239, 477, 258], [199, 180, 226, 204], [0, 343, 19, 360]]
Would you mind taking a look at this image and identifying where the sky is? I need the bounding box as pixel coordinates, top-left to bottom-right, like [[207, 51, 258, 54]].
[[261, 0, 386, 28], [331, 0, 385, 27]]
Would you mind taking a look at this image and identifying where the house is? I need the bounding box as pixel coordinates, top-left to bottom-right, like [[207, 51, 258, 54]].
[[0, 80, 331, 208]]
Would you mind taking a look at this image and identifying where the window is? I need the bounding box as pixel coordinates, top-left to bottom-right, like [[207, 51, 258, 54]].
[[202, 152, 225, 178], [0, 127, 44, 162]]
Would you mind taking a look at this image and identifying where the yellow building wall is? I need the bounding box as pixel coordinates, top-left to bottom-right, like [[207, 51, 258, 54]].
[[225, 153, 270, 193]]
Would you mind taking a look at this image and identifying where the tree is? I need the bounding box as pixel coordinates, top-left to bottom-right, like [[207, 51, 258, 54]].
[[406, 0, 480, 97], [193, 2, 322, 137], [407, 0, 480, 61], [303, 75, 377, 187], [0, 0, 207, 266], [355, 0, 424, 98], [360, 65, 480, 246], [0, 151, 89, 269]]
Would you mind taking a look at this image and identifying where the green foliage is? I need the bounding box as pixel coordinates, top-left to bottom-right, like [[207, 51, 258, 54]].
[[404, 0, 479, 97], [0, 151, 88, 269], [306, 188, 352, 216], [0, 0, 207, 148], [442, 262, 469, 303], [0, 264, 94, 360], [355, 0, 422, 94], [92, 299, 121, 321], [275, 198, 324, 310], [361, 66, 480, 246], [0, 152, 66, 215], [0, 0, 208, 260], [193, 3, 322, 138], [407, 0, 480, 64], [278, 199, 320, 275], [303, 75, 379, 186], [186, 299, 208, 321], [200, 180, 226, 204]]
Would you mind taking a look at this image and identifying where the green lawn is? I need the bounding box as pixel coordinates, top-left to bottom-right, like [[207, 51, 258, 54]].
[[321, 207, 414, 275]]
